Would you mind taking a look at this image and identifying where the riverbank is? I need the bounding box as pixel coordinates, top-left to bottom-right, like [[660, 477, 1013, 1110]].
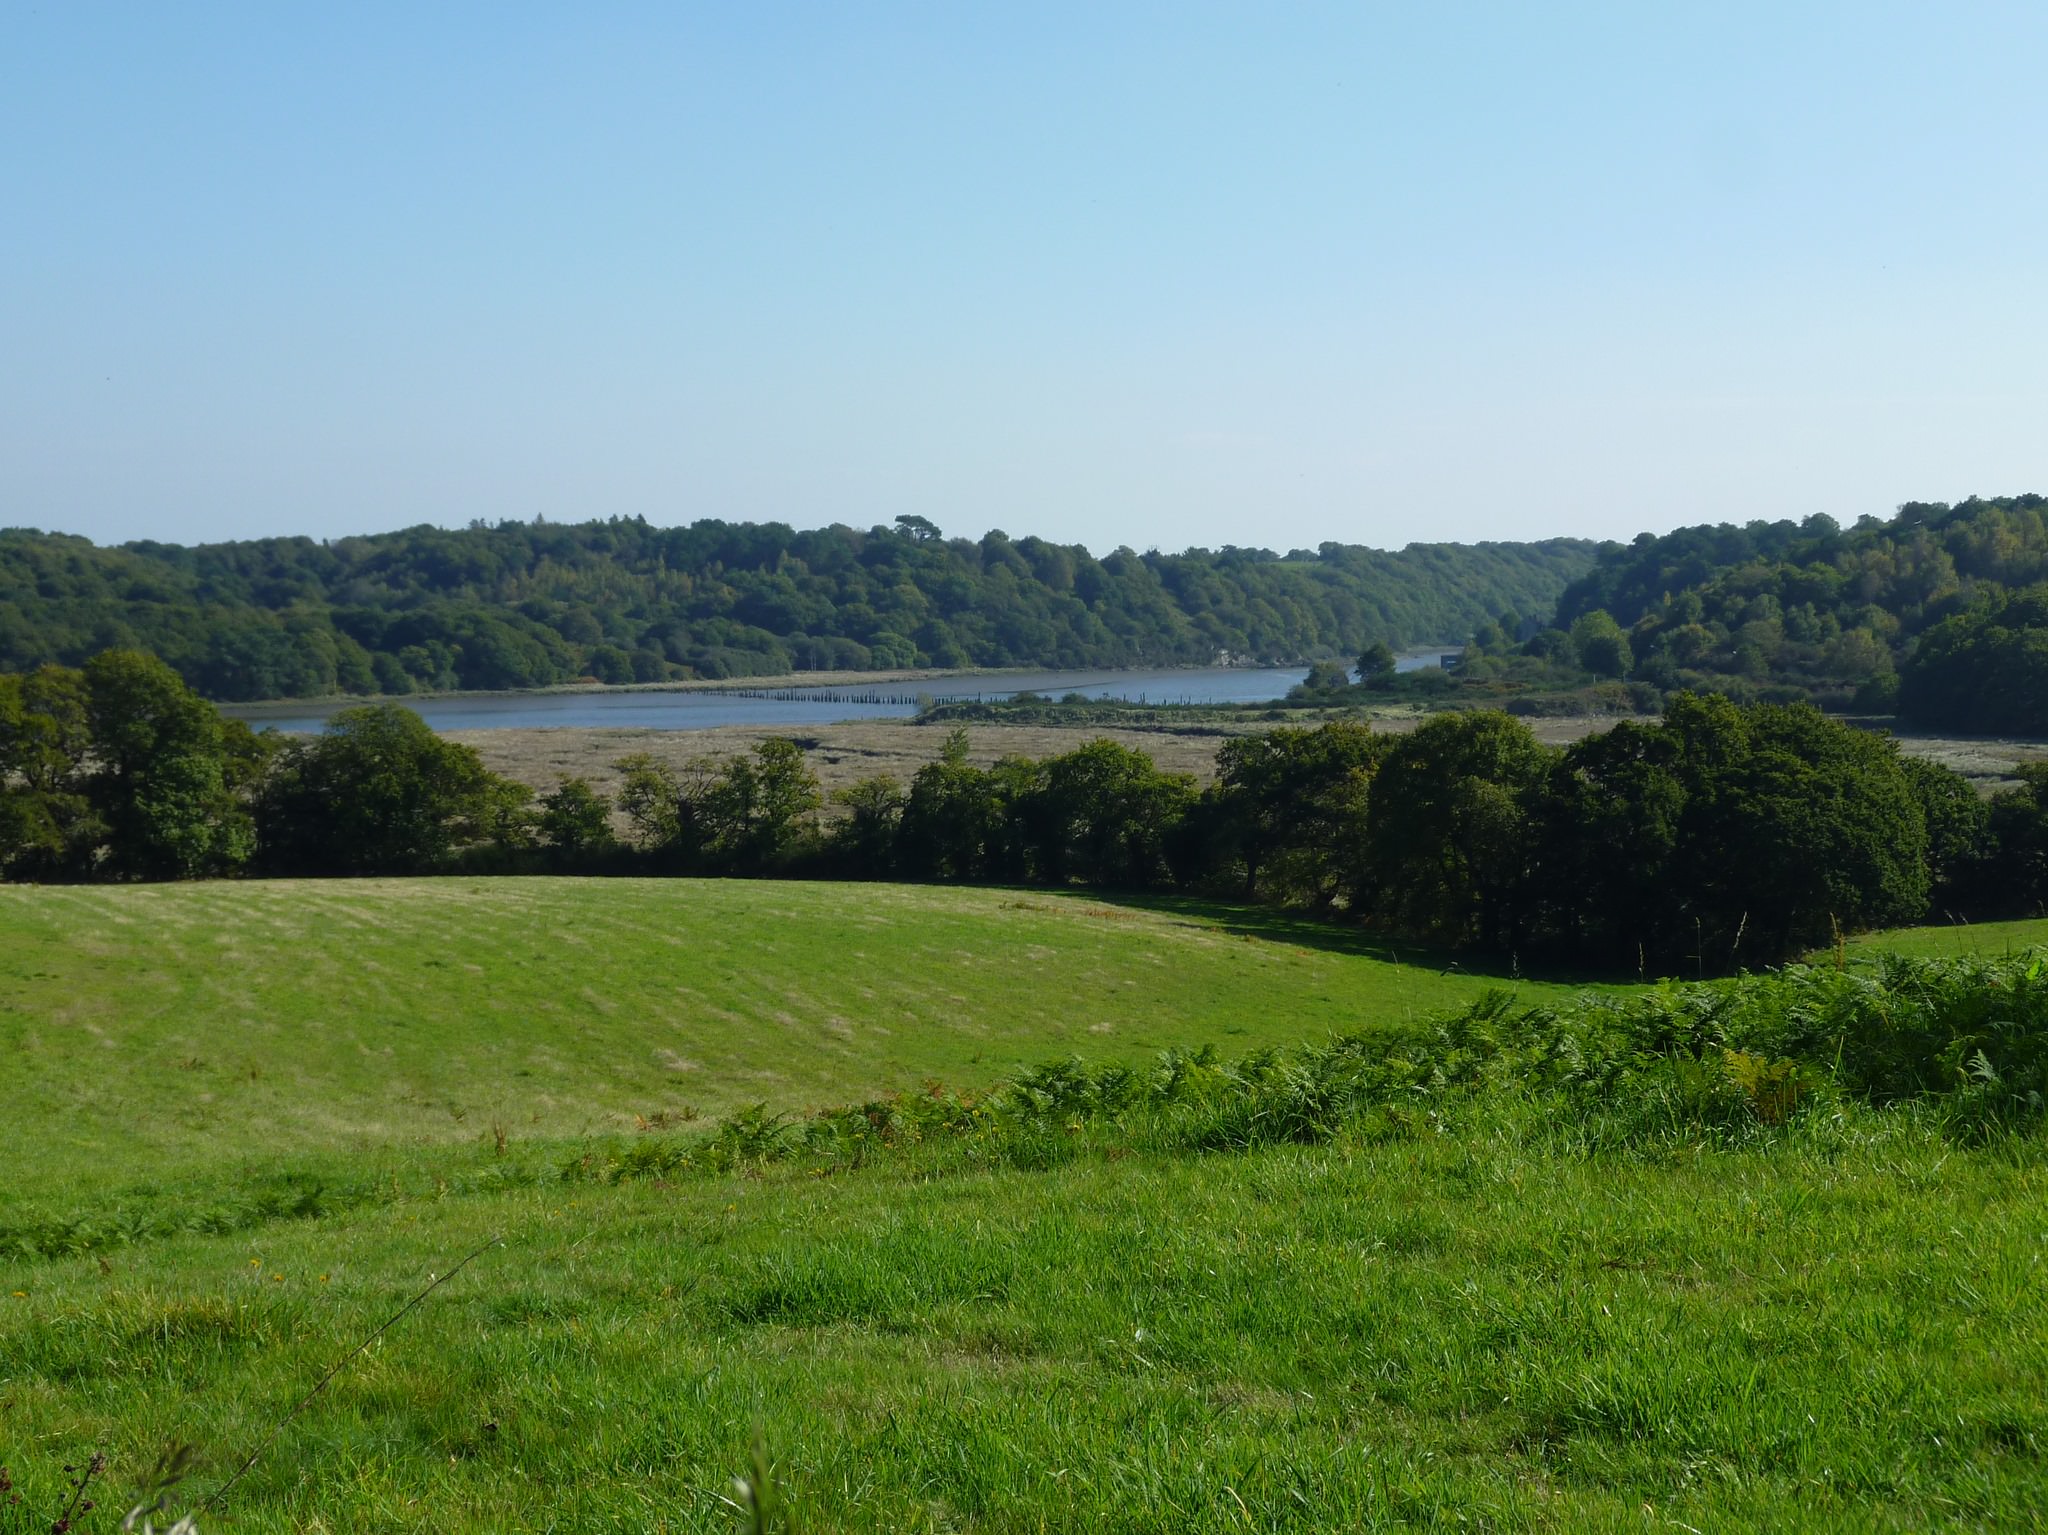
[[224, 664, 993, 717], [222, 663, 1327, 733], [221, 651, 1467, 721]]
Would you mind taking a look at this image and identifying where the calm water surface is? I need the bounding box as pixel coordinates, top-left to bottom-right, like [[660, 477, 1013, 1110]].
[[226, 657, 1452, 734]]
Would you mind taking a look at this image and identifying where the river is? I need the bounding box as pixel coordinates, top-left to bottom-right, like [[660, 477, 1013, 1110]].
[[224, 655, 1454, 734]]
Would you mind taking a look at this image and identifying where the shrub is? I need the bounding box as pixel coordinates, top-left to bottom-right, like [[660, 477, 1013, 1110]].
[[573, 949, 2048, 1187]]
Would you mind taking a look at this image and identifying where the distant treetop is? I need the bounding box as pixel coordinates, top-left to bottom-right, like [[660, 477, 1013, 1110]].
[[0, 516, 1595, 702]]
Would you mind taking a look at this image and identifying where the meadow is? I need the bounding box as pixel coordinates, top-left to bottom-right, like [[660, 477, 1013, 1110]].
[[2, 882, 2045, 1531], [1847, 914, 2048, 959], [0, 879, 1579, 1206]]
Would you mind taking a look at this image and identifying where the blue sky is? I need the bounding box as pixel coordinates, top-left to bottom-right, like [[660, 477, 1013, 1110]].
[[3, 2, 2042, 553]]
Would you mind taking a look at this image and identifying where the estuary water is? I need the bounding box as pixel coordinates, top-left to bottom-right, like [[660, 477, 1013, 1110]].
[[224, 655, 1454, 734]]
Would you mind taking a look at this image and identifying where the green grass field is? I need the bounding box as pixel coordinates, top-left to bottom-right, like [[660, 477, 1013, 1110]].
[[0, 878, 1584, 1205], [3, 880, 2044, 1532], [1846, 914, 2048, 959]]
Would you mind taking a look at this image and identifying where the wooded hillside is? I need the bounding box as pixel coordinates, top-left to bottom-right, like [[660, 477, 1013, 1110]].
[[1531, 494, 2048, 731], [0, 519, 1595, 702]]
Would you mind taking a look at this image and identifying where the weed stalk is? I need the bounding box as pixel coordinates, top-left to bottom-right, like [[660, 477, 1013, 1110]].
[[199, 1233, 502, 1514]]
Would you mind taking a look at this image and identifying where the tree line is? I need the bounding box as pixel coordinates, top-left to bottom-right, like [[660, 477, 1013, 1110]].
[[7, 650, 2045, 973], [14, 494, 2045, 736], [1484, 493, 2048, 732], [0, 517, 1594, 701]]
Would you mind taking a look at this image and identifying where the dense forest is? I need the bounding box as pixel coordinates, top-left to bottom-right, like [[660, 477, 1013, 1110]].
[[7, 650, 2045, 971], [0, 517, 1594, 702], [1464, 493, 2048, 733], [17, 496, 2044, 732]]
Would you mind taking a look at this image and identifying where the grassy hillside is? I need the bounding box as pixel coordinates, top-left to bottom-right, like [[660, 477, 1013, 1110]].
[[0, 878, 1581, 1203], [6, 1109, 2039, 1533], [1845, 914, 2048, 958], [0, 520, 1597, 700], [4, 879, 2043, 1532]]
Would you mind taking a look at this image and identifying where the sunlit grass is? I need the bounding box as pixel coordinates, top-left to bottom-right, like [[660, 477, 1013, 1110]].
[[5, 879, 2046, 1531], [0, 877, 1589, 1203], [1846, 914, 2048, 959], [5, 1112, 2043, 1532]]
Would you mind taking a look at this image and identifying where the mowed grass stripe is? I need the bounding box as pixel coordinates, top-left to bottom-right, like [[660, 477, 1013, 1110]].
[[0, 878, 1583, 1202]]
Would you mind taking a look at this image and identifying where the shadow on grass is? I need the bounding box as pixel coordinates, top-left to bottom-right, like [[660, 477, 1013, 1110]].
[[1066, 889, 1618, 988]]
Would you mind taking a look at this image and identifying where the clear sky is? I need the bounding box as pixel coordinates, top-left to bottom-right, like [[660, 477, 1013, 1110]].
[[3, 2, 2042, 554]]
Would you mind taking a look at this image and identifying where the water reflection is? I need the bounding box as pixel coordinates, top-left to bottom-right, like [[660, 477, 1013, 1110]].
[[225, 655, 1453, 734]]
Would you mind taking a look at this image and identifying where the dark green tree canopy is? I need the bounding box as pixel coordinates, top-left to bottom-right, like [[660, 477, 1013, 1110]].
[[0, 519, 1596, 701], [1898, 583, 2048, 735], [1210, 722, 1383, 903], [1520, 494, 2048, 729], [4, 650, 2036, 973], [1355, 641, 1398, 686], [256, 703, 515, 875], [1365, 712, 1552, 950], [0, 651, 252, 879], [537, 777, 618, 867]]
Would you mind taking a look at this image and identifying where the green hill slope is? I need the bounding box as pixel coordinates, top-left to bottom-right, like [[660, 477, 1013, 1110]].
[[3, 884, 2041, 1531], [10, 1105, 2040, 1532], [0, 877, 1582, 1201]]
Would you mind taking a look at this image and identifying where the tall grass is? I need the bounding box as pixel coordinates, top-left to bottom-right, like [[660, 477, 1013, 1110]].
[[576, 949, 2048, 1188]]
